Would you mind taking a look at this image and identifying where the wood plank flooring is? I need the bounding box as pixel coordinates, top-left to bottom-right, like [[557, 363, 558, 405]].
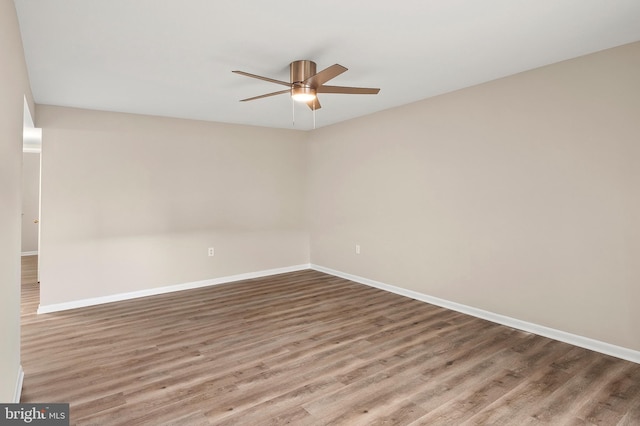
[[20, 256, 640, 425]]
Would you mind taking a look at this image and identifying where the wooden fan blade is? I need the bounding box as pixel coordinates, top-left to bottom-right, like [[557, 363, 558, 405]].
[[240, 89, 290, 102], [232, 70, 291, 87], [317, 85, 380, 95], [303, 64, 347, 88], [306, 97, 321, 110]]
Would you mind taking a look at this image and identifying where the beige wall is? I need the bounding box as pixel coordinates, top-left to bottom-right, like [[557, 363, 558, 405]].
[[21, 152, 40, 253], [308, 42, 640, 351], [37, 106, 309, 305], [0, 0, 34, 402]]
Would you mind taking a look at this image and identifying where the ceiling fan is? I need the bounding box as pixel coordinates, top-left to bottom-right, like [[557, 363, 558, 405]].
[[232, 60, 380, 110]]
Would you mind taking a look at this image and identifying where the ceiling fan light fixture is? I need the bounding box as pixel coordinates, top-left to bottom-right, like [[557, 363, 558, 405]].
[[291, 86, 316, 102]]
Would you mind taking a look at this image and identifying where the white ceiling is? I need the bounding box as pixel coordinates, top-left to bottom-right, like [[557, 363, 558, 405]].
[[14, 0, 640, 131]]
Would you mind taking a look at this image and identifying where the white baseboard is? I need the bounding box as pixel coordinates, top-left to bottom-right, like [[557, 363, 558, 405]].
[[38, 264, 311, 314], [14, 365, 24, 403], [21, 251, 38, 257], [311, 264, 640, 365]]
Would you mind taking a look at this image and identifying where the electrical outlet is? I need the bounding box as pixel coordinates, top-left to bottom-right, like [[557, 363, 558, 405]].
[[355, 244, 361, 255], [208, 247, 215, 257]]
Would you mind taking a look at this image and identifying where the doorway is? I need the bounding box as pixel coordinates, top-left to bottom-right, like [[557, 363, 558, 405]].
[[22, 97, 42, 279]]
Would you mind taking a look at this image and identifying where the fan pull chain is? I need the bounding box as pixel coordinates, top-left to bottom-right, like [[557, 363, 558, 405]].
[[292, 97, 295, 127], [313, 104, 316, 130]]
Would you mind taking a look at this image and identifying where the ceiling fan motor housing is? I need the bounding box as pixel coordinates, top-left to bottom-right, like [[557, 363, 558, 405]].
[[290, 60, 316, 84]]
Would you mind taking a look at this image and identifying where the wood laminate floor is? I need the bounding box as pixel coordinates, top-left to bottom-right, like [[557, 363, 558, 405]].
[[20, 256, 640, 425]]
